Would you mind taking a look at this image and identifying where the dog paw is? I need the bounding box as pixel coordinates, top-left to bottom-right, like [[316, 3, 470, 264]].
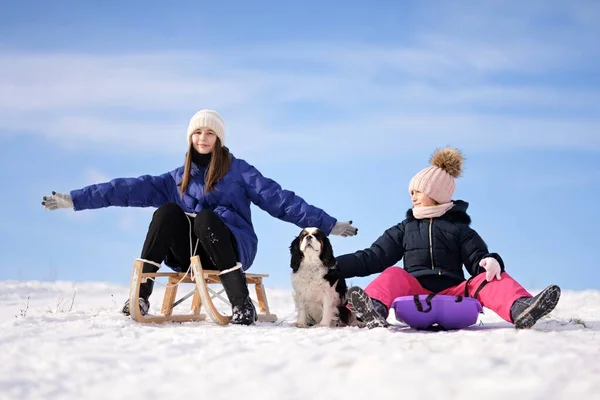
[[294, 321, 309, 328]]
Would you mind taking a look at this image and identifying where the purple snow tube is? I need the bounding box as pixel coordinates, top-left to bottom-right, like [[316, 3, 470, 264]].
[[391, 294, 483, 331]]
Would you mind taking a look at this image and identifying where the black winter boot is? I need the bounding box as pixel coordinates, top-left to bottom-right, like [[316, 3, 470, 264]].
[[231, 297, 257, 325], [219, 265, 257, 325], [122, 262, 159, 317], [372, 299, 390, 320], [510, 285, 561, 329], [122, 298, 150, 316], [347, 286, 389, 329]]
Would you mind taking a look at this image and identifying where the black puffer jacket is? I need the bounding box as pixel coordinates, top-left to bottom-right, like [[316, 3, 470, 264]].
[[336, 200, 505, 293]]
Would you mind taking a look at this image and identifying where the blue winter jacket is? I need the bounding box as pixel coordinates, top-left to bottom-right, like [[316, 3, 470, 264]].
[[70, 154, 338, 270]]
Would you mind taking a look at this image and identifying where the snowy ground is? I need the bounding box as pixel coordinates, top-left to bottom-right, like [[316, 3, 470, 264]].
[[0, 279, 598, 400]]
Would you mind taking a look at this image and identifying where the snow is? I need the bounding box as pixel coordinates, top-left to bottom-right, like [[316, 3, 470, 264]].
[[1, 279, 599, 400]]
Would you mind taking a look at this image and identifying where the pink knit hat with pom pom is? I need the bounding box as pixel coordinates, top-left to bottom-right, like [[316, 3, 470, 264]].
[[408, 147, 464, 204]]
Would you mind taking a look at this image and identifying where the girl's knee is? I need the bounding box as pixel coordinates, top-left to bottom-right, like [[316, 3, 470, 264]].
[[194, 209, 219, 233], [153, 202, 185, 222], [370, 266, 409, 286], [380, 266, 407, 279]]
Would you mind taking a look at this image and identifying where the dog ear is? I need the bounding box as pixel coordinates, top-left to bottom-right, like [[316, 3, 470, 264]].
[[319, 237, 336, 268], [290, 235, 303, 272]]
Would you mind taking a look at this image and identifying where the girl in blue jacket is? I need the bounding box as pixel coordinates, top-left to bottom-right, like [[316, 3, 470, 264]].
[[337, 147, 560, 330], [42, 109, 357, 325]]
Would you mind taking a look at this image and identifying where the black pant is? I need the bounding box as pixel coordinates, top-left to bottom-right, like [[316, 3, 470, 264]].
[[138, 203, 241, 299], [142, 203, 239, 271]]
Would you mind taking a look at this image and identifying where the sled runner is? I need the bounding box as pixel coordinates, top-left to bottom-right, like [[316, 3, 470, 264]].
[[128, 255, 278, 325]]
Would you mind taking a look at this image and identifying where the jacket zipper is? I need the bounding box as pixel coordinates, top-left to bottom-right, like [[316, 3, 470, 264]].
[[429, 218, 434, 269], [429, 218, 440, 275]]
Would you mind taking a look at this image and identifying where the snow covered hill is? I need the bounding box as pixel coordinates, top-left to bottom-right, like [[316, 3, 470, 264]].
[[1, 280, 598, 400]]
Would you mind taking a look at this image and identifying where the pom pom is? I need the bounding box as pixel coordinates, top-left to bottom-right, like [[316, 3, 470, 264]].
[[429, 147, 464, 178]]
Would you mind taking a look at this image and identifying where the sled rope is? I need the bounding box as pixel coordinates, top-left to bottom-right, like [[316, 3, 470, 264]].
[[135, 214, 200, 288]]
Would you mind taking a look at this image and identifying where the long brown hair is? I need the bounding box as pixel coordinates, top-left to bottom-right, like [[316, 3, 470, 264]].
[[179, 138, 232, 197]]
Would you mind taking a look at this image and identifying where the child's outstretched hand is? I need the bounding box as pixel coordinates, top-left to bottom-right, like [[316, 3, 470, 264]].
[[479, 257, 502, 281]]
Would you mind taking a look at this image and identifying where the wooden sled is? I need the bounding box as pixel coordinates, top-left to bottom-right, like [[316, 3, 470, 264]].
[[128, 255, 278, 325]]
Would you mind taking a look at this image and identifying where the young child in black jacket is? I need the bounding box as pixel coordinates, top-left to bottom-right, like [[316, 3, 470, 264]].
[[336, 147, 561, 329]]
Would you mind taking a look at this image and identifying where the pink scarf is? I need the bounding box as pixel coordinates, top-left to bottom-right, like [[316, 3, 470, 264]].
[[412, 202, 454, 219]]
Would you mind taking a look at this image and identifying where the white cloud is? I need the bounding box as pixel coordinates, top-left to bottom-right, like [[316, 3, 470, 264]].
[[83, 169, 112, 184], [116, 213, 136, 233], [63, 207, 92, 222], [247, 112, 600, 164], [0, 2, 598, 160], [115, 207, 155, 234]]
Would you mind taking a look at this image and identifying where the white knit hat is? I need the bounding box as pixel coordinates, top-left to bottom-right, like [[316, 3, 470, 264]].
[[186, 109, 225, 145]]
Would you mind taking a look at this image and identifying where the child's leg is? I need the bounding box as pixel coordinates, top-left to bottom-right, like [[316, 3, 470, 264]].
[[440, 272, 531, 323], [364, 266, 430, 308], [347, 267, 429, 329]]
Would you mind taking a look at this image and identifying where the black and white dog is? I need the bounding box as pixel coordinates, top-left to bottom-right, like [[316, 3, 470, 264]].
[[289, 227, 355, 328]]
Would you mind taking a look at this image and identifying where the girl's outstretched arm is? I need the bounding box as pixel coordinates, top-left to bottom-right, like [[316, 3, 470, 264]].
[[239, 160, 338, 234], [69, 172, 179, 211], [336, 223, 406, 278]]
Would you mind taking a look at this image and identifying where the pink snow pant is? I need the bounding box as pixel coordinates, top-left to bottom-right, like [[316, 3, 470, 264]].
[[364, 267, 532, 323]]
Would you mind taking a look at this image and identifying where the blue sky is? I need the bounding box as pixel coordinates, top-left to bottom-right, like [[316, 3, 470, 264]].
[[1, 0, 599, 295]]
